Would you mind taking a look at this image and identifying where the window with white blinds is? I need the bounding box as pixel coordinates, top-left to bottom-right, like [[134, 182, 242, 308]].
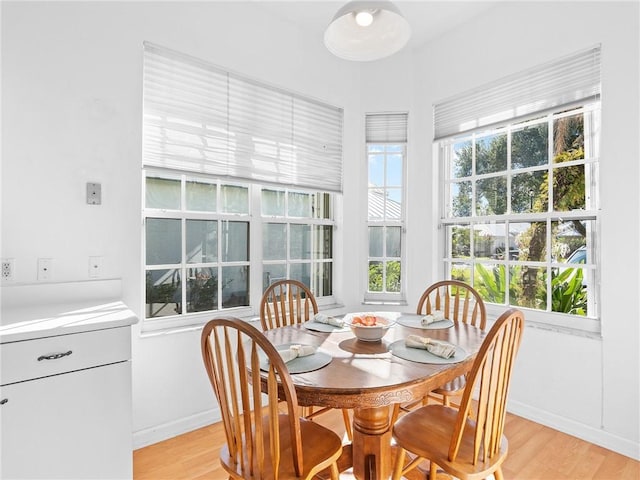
[[434, 45, 601, 140], [143, 42, 344, 192], [435, 46, 601, 333], [365, 112, 408, 302]]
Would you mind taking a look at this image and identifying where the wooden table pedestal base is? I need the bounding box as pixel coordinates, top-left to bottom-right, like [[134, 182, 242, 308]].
[[352, 406, 392, 480]]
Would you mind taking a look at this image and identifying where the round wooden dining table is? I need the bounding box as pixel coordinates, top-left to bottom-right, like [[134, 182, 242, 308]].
[[260, 313, 486, 480]]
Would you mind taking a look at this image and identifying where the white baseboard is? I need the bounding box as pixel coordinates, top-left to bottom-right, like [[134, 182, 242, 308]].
[[508, 399, 640, 461], [132, 408, 221, 450]]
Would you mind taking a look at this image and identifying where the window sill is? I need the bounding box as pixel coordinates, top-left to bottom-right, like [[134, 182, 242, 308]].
[[139, 307, 258, 337], [522, 319, 602, 340], [484, 304, 601, 339], [318, 303, 346, 314], [361, 300, 408, 307], [139, 315, 262, 338]]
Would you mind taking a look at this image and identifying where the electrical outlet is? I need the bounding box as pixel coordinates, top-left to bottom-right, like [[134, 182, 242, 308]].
[[2, 259, 15, 281], [38, 258, 53, 281]]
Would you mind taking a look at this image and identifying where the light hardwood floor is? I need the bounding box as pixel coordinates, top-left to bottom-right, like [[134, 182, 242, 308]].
[[134, 409, 639, 480]]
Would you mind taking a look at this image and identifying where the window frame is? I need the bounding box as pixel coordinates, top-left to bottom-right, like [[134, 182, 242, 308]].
[[437, 103, 601, 334], [364, 142, 407, 304], [142, 169, 337, 332]]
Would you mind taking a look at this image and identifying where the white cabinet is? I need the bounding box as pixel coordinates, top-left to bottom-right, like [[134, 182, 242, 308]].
[[0, 286, 137, 480], [0, 359, 131, 479]]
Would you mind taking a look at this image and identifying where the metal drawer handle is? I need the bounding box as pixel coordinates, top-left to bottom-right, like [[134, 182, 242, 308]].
[[37, 350, 73, 361], [0, 399, 7, 405]]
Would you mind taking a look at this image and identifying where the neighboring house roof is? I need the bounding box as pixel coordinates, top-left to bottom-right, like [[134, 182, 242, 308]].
[[368, 188, 401, 219], [473, 223, 529, 237]]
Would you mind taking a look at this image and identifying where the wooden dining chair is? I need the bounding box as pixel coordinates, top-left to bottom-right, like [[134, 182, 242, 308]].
[[391, 308, 524, 480], [390, 280, 487, 425], [259, 279, 353, 441], [417, 280, 487, 407], [201, 317, 342, 480], [260, 279, 319, 330]]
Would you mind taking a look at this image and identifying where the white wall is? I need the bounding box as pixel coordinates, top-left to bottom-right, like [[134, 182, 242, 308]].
[[2, 0, 638, 460]]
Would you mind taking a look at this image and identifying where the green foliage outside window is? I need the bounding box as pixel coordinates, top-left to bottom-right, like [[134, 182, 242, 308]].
[[368, 260, 401, 293], [386, 261, 401, 292], [460, 263, 587, 315], [368, 263, 383, 292]]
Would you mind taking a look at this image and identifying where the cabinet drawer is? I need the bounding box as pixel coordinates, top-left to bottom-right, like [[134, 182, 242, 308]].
[[1, 327, 130, 385]]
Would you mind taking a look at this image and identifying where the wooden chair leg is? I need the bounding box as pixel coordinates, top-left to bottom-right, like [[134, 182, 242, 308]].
[[342, 409, 353, 441], [329, 462, 339, 480], [429, 461, 438, 480], [391, 447, 406, 480]]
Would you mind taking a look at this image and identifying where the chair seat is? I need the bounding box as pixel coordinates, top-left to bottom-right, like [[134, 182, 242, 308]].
[[220, 415, 343, 480], [393, 405, 508, 480]]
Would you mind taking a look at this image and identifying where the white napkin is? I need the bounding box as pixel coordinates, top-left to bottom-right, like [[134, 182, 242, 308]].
[[405, 334, 457, 359], [421, 310, 446, 326], [313, 313, 345, 328], [277, 344, 317, 363]]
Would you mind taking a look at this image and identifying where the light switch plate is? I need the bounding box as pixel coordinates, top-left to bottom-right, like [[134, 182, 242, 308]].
[[89, 256, 103, 278], [38, 258, 52, 281]]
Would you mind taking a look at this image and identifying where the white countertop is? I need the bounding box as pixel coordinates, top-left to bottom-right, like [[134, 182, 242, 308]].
[[1, 301, 138, 343], [0, 279, 138, 343]]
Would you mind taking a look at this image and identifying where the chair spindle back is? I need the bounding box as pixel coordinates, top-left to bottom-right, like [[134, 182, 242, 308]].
[[201, 317, 304, 478], [260, 279, 318, 330], [448, 308, 524, 464], [417, 280, 487, 330]]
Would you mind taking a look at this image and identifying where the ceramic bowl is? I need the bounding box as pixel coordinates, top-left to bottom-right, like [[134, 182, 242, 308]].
[[345, 313, 394, 342]]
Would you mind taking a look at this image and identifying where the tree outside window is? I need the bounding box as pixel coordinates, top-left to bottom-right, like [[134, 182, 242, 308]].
[[442, 104, 598, 320]]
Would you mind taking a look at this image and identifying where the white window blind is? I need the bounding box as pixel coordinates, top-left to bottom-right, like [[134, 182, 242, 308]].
[[434, 45, 601, 140], [143, 42, 344, 192], [366, 113, 408, 142]]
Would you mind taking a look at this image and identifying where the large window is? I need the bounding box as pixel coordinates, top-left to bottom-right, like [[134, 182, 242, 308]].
[[436, 47, 600, 332], [142, 43, 342, 330], [365, 113, 407, 301], [144, 172, 335, 327]]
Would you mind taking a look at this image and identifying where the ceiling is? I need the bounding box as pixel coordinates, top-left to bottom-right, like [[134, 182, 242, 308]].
[[255, 1, 497, 51]]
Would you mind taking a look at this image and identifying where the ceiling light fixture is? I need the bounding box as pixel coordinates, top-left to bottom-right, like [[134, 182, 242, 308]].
[[324, 1, 411, 62]]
